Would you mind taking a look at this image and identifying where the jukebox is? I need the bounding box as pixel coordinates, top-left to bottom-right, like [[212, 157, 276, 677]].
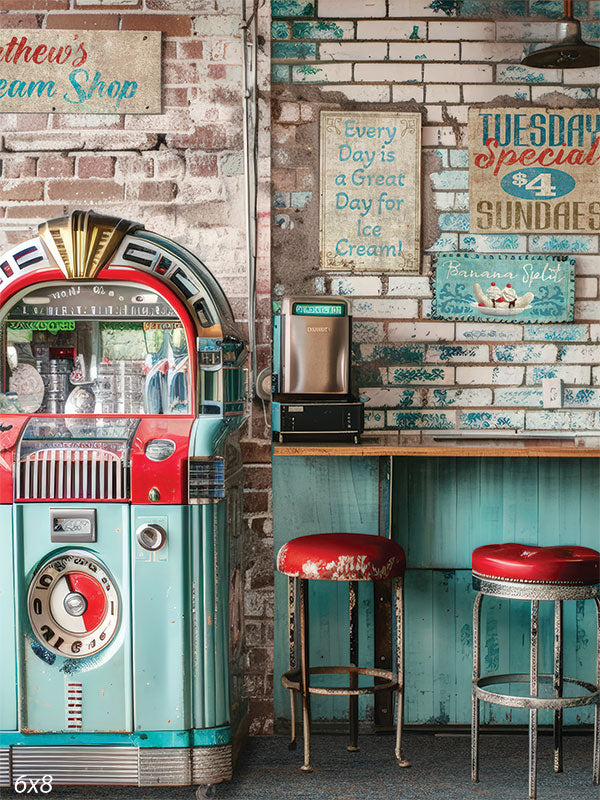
[[0, 212, 247, 793]]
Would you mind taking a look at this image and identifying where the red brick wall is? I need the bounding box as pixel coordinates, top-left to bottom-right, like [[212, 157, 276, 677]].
[[0, 1, 274, 734]]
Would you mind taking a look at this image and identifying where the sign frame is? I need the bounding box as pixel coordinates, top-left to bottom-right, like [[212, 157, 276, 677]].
[[468, 106, 600, 234], [320, 110, 421, 273], [431, 252, 575, 324], [0, 29, 162, 114]]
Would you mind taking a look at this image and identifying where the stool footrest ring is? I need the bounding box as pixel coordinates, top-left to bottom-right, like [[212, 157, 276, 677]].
[[474, 673, 599, 711], [282, 665, 398, 697]]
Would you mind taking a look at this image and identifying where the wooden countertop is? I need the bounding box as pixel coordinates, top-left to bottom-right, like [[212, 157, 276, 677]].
[[273, 442, 600, 458]]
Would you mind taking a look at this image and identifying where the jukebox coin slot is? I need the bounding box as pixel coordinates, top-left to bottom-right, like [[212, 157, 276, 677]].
[[135, 523, 166, 551]]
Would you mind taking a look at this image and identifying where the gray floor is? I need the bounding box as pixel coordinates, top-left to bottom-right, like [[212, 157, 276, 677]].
[[4, 733, 597, 800]]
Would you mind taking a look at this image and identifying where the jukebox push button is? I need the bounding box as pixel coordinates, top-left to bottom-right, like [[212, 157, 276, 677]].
[[27, 550, 119, 659]]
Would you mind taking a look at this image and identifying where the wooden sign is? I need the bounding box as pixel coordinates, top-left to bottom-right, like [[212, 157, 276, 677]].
[[432, 252, 575, 323], [0, 29, 161, 114], [469, 107, 600, 234], [320, 111, 421, 272]]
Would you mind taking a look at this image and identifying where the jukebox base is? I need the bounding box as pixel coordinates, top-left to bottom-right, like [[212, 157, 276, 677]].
[[0, 741, 233, 788]]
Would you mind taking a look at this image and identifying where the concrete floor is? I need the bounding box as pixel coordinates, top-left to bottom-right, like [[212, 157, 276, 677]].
[[6, 732, 597, 800]]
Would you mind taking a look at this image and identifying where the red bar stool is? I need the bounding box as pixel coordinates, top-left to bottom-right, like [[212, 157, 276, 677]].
[[471, 543, 600, 800], [276, 532, 410, 772]]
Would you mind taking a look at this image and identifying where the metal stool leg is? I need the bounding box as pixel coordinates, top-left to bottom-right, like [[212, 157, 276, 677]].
[[288, 576, 298, 751], [529, 600, 539, 800], [299, 578, 312, 773], [594, 597, 600, 786], [394, 576, 411, 768], [471, 592, 483, 783], [553, 600, 563, 774], [348, 580, 360, 752]]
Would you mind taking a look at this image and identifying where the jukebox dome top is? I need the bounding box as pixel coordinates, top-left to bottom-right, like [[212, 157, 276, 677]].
[[0, 210, 246, 418], [38, 210, 142, 282], [0, 210, 242, 342]]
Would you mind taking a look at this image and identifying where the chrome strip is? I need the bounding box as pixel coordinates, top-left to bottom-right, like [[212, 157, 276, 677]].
[[32, 452, 38, 498], [99, 453, 105, 500], [192, 744, 233, 785], [82, 449, 88, 497], [107, 457, 113, 500], [138, 748, 191, 786], [66, 449, 72, 497], [74, 450, 80, 498], [41, 450, 48, 498], [58, 452, 64, 499], [49, 449, 56, 499], [11, 747, 139, 786], [473, 575, 599, 601], [0, 748, 9, 787], [24, 456, 30, 499]]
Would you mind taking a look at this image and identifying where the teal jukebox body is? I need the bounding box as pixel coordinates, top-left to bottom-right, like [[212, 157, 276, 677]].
[[0, 212, 247, 791]]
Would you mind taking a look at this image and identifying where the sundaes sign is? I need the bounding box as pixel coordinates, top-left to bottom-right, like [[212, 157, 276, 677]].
[[0, 29, 161, 114], [469, 107, 600, 234]]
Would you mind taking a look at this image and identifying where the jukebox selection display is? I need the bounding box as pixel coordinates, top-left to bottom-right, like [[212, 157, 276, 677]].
[[27, 549, 120, 659], [0, 212, 247, 793], [5, 283, 191, 417]]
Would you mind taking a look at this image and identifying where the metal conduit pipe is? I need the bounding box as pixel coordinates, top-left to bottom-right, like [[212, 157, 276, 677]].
[[241, 1, 260, 399]]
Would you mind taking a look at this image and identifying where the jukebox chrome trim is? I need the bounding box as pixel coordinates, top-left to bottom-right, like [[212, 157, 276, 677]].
[[0, 745, 234, 788], [188, 456, 225, 505]]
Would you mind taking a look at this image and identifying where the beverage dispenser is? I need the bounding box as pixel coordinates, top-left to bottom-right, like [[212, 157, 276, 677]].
[[272, 297, 364, 443]]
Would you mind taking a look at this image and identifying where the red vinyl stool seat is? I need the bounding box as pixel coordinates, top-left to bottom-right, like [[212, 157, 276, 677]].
[[472, 543, 600, 586], [276, 533, 409, 773], [277, 532, 406, 582], [470, 542, 600, 800]]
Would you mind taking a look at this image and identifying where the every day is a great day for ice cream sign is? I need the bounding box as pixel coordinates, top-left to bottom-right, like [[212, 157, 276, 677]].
[[320, 111, 421, 272], [0, 29, 161, 114]]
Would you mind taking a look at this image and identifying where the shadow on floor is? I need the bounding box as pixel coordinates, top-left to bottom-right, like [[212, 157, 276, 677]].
[[4, 733, 596, 800]]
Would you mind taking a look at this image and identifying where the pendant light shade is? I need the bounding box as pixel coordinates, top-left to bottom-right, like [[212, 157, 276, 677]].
[[521, 0, 600, 69]]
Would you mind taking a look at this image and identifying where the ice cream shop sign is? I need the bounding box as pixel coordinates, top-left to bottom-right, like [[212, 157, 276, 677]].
[[0, 29, 161, 114]]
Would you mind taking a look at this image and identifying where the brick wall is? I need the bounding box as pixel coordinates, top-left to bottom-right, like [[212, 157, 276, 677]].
[[0, 1, 274, 734], [271, 0, 600, 437]]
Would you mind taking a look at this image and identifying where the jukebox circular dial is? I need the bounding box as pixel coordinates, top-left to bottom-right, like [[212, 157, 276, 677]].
[[27, 550, 120, 659]]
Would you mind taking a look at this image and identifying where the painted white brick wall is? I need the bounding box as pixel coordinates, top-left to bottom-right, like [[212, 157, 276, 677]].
[[272, 1, 600, 434]]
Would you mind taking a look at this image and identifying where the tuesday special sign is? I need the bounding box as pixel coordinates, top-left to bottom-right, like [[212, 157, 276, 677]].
[[0, 29, 161, 114], [469, 107, 600, 234]]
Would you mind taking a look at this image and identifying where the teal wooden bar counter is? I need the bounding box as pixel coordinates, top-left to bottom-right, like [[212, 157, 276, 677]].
[[272, 442, 600, 731]]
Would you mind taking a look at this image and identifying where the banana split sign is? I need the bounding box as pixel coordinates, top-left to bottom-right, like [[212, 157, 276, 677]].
[[432, 253, 575, 324], [0, 29, 161, 114], [469, 107, 600, 234]]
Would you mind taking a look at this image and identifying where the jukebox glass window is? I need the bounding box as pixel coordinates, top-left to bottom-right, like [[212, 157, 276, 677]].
[[1, 282, 191, 415]]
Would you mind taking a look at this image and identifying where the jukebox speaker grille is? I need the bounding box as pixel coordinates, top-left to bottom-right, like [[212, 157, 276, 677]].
[[188, 457, 225, 503], [18, 448, 129, 501]]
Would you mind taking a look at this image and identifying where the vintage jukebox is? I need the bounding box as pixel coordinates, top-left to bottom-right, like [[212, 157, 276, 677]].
[[0, 212, 247, 793]]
